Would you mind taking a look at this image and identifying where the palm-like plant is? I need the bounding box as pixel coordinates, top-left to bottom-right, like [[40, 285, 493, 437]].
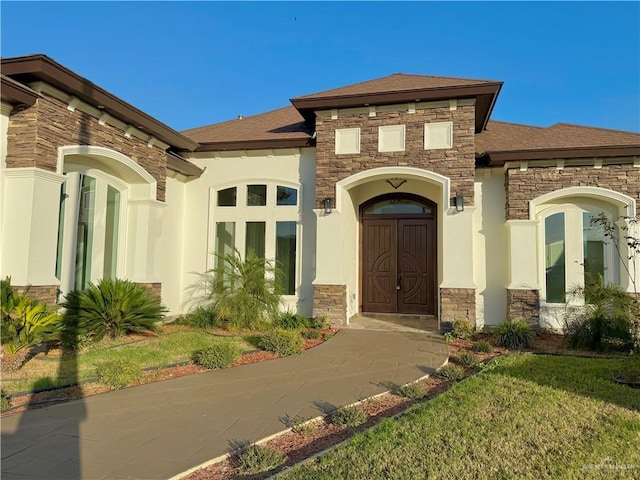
[[196, 248, 282, 329], [62, 278, 165, 346]]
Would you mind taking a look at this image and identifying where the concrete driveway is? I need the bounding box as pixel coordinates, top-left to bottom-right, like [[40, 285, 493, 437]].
[[1, 329, 448, 480]]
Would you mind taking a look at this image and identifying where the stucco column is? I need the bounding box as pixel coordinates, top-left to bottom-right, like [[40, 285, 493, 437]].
[[125, 199, 165, 283], [506, 219, 540, 324], [440, 206, 477, 328], [312, 209, 347, 325], [0, 167, 65, 290]]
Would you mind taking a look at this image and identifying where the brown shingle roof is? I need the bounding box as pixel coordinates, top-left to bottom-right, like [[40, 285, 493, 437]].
[[477, 121, 640, 164], [182, 106, 313, 152], [292, 73, 500, 100]]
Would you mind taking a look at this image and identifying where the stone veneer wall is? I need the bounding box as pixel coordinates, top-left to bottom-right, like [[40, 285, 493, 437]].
[[440, 288, 476, 331], [137, 282, 162, 300], [5, 95, 168, 201], [507, 289, 540, 326], [313, 284, 347, 326], [505, 165, 640, 220], [15, 285, 59, 307], [314, 105, 476, 208]]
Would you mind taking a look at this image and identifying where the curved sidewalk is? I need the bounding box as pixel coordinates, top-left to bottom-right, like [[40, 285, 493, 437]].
[[1, 329, 448, 480]]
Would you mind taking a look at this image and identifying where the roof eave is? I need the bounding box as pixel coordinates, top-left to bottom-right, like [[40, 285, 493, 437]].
[[194, 137, 314, 152], [1, 74, 40, 107], [485, 145, 640, 166], [166, 153, 204, 178], [290, 82, 503, 133], [1, 54, 199, 151]]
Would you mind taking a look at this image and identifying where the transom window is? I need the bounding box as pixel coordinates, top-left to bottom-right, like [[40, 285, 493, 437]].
[[362, 195, 434, 216]]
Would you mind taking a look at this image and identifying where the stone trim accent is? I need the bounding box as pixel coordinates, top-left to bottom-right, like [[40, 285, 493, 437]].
[[315, 105, 476, 208], [506, 165, 640, 220], [507, 289, 540, 326], [440, 287, 476, 332], [137, 282, 162, 300], [313, 284, 347, 326], [5, 95, 168, 201], [14, 285, 59, 307]]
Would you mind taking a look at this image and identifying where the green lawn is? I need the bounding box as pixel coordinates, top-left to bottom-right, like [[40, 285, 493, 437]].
[[283, 354, 640, 480], [1, 329, 253, 394]]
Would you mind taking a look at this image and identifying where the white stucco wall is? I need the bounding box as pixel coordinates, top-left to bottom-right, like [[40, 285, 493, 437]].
[[473, 170, 508, 327], [179, 147, 317, 317]]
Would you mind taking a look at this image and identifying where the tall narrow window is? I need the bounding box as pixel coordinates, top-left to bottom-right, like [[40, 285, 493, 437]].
[[75, 175, 96, 291], [215, 222, 236, 283], [276, 222, 297, 294], [246, 222, 266, 258], [103, 186, 120, 280], [545, 213, 566, 303], [583, 212, 606, 302], [55, 182, 66, 281]]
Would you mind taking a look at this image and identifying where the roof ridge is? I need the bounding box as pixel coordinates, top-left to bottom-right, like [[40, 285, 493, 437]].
[[550, 122, 640, 135], [485, 120, 547, 130], [182, 105, 296, 134]]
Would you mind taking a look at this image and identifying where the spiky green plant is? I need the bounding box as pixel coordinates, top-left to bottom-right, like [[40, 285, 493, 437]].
[[194, 249, 282, 329], [62, 278, 165, 346]]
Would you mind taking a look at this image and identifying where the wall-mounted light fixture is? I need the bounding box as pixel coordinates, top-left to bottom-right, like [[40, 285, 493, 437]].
[[385, 177, 407, 190], [324, 197, 333, 214], [455, 194, 464, 212]]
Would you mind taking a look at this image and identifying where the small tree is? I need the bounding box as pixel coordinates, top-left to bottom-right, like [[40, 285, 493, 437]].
[[585, 214, 639, 350], [192, 249, 282, 330]]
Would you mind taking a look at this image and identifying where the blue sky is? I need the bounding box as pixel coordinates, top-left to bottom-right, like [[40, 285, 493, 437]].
[[2, 2, 639, 133]]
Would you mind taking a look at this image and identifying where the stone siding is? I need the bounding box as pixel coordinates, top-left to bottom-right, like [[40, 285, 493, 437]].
[[506, 165, 640, 220], [315, 105, 476, 208], [507, 289, 540, 326], [5, 95, 168, 201], [440, 287, 476, 331], [312, 284, 347, 326], [15, 285, 59, 307], [137, 282, 162, 300]]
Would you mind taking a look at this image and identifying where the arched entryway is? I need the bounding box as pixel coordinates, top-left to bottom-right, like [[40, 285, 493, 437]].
[[361, 193, 437, 315]]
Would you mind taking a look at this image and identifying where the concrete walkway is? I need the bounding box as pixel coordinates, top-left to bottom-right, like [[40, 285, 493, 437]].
[[1, 329, 448, 480]]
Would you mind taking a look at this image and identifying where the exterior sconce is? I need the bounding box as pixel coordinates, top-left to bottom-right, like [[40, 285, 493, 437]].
[[324, 197, 333, 214], [455, 194, 464, 212]]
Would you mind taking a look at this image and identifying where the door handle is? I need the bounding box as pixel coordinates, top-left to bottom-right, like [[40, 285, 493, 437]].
[[397, 274, 401, 290]]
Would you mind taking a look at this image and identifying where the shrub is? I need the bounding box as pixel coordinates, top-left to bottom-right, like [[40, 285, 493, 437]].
[[273, 310, 309, 330], [331, 404, 368, 428], [451, 318, 475, 340], [494, 319, 533, 349], [443, 332, 454, 343], [308, 316, 329, 330], [472, 340, 493, 353], [1, 277, 62, 354], [1, 390, 10, 412], [436, 363, 466, 382], [95, 358, 141, 389], [236, 444, 286, 474], [259, 329, 304, 356], [62, 278, 165, 347], [395, 383, 424, 400], [194, 342, 242, 369], [564, 282, 636, 351], [322, 332, 334, 341], [288, 415, 314, 436], [185, 305, 222, 330], [190, 249, 282, 330], [458, 351, 481, 367], [301, 328, 321, 340]]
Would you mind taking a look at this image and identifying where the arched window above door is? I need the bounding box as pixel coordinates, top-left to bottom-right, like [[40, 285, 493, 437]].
[[362, 194, 434, 216]]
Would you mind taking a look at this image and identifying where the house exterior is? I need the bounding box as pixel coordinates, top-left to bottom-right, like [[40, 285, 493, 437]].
[[1, 54, 639, 330]]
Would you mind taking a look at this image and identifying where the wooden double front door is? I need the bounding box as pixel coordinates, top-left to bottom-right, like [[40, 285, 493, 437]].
[[361, 196, 436, 315]]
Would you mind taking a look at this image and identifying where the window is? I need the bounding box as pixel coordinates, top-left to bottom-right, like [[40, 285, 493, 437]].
[[277, 186, 297, 206], [217, 187, 237, 206], [103, 186, 120, 280], [540, 204, 617, 304], [276, 222, 297, 294], [211, 183, 300, 296], [378, 125, 406, 152], [246, 222, 266, 258], [247, 185, 267, 206]]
